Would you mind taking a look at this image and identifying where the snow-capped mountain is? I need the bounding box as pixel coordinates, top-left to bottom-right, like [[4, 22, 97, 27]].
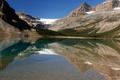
[[39, 18, 59, 24]]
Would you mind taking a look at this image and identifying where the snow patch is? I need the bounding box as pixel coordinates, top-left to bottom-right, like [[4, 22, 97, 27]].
[[111, 67, 120, 71], [102, 1, 111, 4], [39, 18, 59, 24], [86, 11, 95, 14], [36, 49, 58, 55], [114, 7, 120, 10], [84, 61, 93, 65], [103, 1, 107, 4]]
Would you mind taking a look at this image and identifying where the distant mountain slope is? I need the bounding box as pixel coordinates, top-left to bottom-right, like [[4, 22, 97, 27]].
[[50, 0, 120, 38]]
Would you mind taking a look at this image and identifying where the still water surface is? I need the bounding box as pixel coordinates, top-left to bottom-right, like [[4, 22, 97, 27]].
[[0, 38, 120, 80]]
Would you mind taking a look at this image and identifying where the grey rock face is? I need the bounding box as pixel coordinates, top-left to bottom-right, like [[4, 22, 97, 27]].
[[68, 2, 93, 17]]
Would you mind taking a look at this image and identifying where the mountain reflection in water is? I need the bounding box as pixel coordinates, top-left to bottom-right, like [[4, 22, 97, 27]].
[[0, 38, 120, 80]]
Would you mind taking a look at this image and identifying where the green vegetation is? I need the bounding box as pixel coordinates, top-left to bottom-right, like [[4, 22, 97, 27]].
[[36, 29, 64, 36]]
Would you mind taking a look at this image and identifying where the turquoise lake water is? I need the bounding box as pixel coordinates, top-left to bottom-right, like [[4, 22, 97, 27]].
[[0, 38, 120, 80]]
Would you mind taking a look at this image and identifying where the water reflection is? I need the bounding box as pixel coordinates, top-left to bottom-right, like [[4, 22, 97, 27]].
[[0, 38, 120, 80], [47, 39, 120, 80], [0, 40, 30, 70]]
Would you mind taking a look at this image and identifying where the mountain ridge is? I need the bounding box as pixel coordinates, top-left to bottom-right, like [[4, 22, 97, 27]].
[[68, 2, 93, 17], [1, 0, 120, 38], [50, 0, 120, 38]]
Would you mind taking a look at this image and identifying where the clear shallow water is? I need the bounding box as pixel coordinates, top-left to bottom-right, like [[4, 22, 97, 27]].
[[0, 38, 120, 80]]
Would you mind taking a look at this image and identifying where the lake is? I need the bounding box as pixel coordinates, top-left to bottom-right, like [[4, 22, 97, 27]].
[[0, 38, 120, 80]]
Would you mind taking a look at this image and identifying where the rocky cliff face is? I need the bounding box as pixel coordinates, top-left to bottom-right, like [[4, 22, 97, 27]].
[[0, 0, 30, 30], [68, 2, 93, 17]]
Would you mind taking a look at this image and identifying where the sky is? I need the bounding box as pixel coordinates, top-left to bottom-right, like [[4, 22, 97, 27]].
[[7, 0, 103, 19]]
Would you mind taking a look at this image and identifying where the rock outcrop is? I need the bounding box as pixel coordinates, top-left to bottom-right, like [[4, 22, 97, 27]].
[[68, 2, 93, 17]]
